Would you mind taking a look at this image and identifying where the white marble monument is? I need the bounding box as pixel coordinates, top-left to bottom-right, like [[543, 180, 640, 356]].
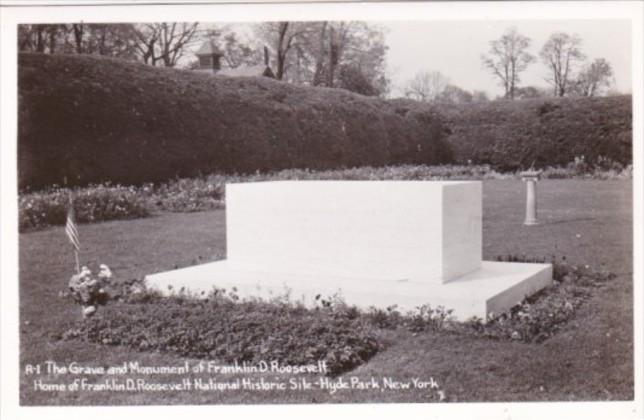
[[145, 181, 552, 321]]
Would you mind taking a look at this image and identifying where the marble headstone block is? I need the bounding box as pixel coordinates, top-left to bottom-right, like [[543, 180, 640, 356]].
[[226, 181, 481, 283]]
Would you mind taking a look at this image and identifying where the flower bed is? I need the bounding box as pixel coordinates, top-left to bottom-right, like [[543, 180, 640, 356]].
[[61, 291, 381, 376], [59, 257, 614, 376], [19, 163, 632, 231], [361, 256, 616, 343]]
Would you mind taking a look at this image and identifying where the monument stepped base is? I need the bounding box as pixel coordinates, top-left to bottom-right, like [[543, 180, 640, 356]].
[[145, 260, 552, 321]]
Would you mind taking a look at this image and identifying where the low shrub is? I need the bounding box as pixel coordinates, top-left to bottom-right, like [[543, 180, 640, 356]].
[[19, 162, 631, 231], [541, 156, 632, 179], [61, 290, 381, 375], [17, 164, 508, 231], [19, 184, 153, 230], [152, 177, 225, 212], [405, 305, 454, 333]]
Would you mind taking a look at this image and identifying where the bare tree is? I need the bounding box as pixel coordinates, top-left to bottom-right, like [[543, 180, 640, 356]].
[[219, 32, 261, 69], [134, 23, 199, 67], [481, 28, 535, 99], [159, 22, 199, 67], [255, 22, 310, 80], [252, 21, 389, 95], [572, 58, 613, 97], [403, 70, 450, 103], [133, 25, 159, 65], [540, 32, 586, 97]]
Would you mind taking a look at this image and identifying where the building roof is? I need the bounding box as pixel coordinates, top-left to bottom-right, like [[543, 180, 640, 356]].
[[195, 40, 223, 56], [217, 64, 275, 78]]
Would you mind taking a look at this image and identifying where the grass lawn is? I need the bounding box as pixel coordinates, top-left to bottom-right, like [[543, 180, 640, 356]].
[[19, 179, 633, 404]]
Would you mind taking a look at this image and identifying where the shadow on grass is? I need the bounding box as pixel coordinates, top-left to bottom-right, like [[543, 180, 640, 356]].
[[539, 217, 596, 226]]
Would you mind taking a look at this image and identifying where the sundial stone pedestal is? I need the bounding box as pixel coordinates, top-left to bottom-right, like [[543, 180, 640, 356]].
[[145, 181, 552, 321], [521, 170, 542, 226]]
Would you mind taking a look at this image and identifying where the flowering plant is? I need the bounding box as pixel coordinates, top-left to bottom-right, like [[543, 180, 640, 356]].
[[67, 264, 113, 318]]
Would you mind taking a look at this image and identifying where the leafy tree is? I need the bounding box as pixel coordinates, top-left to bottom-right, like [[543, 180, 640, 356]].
[[19, 24, 63, 53], [571, 58, 613, 97], [437, 84, 474, 104], [336, 64, 379, 96], [19, 23, 141, 60], [306, 21, 349, 88], [339, 23, 389, 96], [86, 24, 139, 58], [471, 90, 490, 103], [403, 70, 449, 103], [540, 32, 586, 97], [325, 22, 388, 95], [515, 86, 551, 99], [481, 27, 535, 99]]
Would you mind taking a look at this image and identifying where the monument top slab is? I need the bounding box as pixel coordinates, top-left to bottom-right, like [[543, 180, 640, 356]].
[[229, 180, 477, 186], [226, 180, 482, 283]]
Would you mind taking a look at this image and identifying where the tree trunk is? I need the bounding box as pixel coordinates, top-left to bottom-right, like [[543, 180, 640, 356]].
[[327, 26, 337, 87], [509, 59, 516, 99], [73, 24, 84, 54], [36, 26, 45, 52], [276, 22, 288, 80], [99, 27, 107, 55], [504, 64, 510, 99], [312, 22, 327, 86], [48, 27, 56, 54]]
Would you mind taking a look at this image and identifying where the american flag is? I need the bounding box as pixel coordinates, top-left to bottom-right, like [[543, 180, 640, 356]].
[[65, 197, 80, 251]]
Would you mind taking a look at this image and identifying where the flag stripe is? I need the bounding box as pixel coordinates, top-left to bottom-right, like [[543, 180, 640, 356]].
[[66, 226, 80, 250], [66, 205, 80, 251], [66, 225, 80, 251], [65, 221, 78, 238], [66, 219, 79, 239]]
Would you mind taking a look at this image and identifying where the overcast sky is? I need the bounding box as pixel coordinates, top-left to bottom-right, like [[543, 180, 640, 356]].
[[212, 19, 631, 99], [381, 20, 632, 98]]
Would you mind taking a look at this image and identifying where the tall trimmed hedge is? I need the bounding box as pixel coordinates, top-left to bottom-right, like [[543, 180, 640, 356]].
[[18, 53, 449, 189], [437, 95, 632, 171], [18, 53, 632, 189]]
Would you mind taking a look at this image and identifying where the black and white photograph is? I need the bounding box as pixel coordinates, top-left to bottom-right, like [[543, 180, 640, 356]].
[[1, 1, 642, 419]]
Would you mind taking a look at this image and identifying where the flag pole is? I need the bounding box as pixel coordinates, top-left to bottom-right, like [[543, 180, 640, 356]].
[[66, 189, 81, 274], [74, 248, 80, 274]]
